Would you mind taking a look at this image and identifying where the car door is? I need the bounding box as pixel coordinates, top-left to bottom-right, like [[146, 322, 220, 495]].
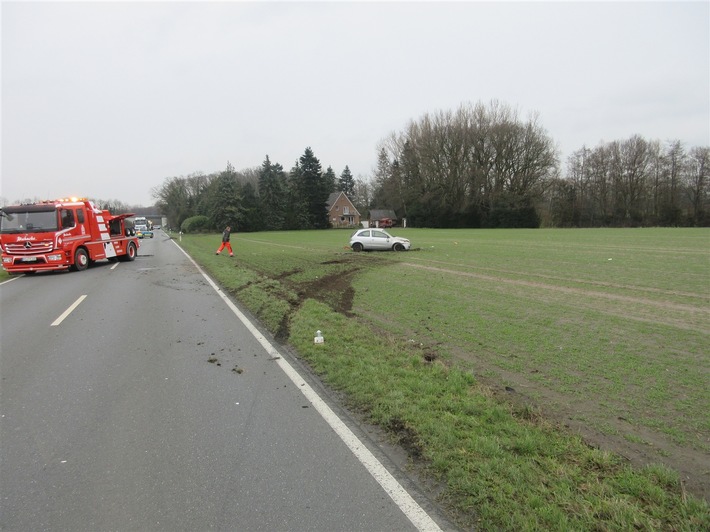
[[353, 230, 371, 249], [370, 230, 390, 250]]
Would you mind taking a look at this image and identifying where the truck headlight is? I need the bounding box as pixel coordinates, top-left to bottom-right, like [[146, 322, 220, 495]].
[[48, 254, 63, 261], [2, 256, 11, 264]]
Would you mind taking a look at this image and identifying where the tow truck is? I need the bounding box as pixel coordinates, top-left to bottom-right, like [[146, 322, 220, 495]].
[[0, 197, 140, 274]]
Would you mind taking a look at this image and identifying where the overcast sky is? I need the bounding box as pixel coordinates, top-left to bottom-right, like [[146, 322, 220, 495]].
[[2, 1, 708, 207]]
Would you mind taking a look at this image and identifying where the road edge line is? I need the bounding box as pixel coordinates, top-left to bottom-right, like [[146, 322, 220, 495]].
[[172, 240, 442, 532]]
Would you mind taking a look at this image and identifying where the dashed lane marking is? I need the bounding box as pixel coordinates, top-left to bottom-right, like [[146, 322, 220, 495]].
[[51, 295, 87, 327]]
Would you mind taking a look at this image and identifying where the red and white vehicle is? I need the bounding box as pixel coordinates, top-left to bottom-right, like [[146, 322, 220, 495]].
[[0, 197, 140, 274]]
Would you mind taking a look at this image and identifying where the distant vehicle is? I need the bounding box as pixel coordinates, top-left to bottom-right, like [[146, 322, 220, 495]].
[[0, 197, 139, 273], [135, 228, 154, 239], [133, 216, 154, 239], [378, 217, 394, 228], [349, 228, 410, 252]]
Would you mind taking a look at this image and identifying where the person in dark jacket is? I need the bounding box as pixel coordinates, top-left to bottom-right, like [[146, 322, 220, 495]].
[[216, 226, 234, 256]]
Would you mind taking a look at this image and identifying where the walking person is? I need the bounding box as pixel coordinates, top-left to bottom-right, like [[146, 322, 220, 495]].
[[216, 225, 234, 256]]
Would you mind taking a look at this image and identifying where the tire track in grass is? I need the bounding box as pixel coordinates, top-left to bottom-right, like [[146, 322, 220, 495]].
[[404, 257, 709, 301], [401, 262, 710, 333]]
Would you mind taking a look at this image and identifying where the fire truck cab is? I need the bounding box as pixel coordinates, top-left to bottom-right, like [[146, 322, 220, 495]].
[[0, 197, 140, 274]]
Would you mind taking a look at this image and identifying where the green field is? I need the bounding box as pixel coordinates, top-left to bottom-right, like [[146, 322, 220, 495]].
[[5, 228, 708, 529], [172, 227, 709, 530]]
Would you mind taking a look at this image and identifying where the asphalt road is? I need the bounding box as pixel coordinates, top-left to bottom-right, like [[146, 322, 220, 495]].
[[0, 233, 453, 531]]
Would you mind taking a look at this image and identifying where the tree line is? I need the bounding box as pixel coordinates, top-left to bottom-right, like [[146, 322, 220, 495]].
[[152, 100, 709, 231], [547, 138, 709, 227], [152, 149, 357, 232]]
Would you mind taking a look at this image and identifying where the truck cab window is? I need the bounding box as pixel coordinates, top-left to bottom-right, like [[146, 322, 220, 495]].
[[61, 210, 75, 229]]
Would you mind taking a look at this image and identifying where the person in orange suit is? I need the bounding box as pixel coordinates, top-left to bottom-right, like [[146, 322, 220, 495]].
[[216, 226, 234, 256]]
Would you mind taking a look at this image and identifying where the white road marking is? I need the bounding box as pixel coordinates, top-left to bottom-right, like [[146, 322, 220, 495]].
[[110, 262, 119, 270], [173, 241, 442, 532], [51, 295, 87, 326]]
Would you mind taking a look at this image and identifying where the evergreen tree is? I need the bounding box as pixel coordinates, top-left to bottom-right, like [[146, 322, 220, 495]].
[[371, 148, 393, 209], [374, 148, 391, 188], [210, 162, 242, 231], [258, 156, 287, 230], [239, 182, 259, 232], [338, 165, 355, 196], [284, 162, 310, 229], [323, 166, 337, 194], [299, 147, 329, 229]]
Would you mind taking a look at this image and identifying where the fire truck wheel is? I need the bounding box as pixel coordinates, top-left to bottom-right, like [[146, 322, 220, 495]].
[[74, 248, 89, 271], [125, 242, 137, 261]]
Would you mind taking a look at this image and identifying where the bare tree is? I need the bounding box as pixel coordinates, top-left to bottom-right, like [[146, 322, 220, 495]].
[[377, 100, 557, 227], [686, 146, 710, 223]]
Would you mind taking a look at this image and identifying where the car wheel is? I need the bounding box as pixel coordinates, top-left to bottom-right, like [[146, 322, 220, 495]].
[[352, 242, 364, 252], [393, 243, 405, 251]]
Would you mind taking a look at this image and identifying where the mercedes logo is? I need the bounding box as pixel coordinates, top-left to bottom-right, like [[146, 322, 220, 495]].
[[24, 241, 32, 249]]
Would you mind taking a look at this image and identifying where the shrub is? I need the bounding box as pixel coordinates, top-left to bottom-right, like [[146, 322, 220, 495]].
[[180, 215, 210, 233]]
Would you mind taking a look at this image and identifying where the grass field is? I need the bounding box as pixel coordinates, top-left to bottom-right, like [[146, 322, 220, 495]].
[[4, 227, 708, 529], [172, 227, 709, 530]]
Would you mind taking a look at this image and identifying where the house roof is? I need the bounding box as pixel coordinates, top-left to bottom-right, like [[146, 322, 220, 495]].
[[327, 191, 360, 216], [369, 209, 397, 220]]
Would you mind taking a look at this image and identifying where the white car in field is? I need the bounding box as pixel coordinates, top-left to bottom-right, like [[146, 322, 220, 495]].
[[349, 228, 411, 252]]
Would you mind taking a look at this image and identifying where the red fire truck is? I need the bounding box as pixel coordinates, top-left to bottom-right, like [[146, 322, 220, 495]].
[[0, 197, 140, 274]]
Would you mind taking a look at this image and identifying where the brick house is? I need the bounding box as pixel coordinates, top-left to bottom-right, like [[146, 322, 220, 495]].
[[327, 192, 361, 228]]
